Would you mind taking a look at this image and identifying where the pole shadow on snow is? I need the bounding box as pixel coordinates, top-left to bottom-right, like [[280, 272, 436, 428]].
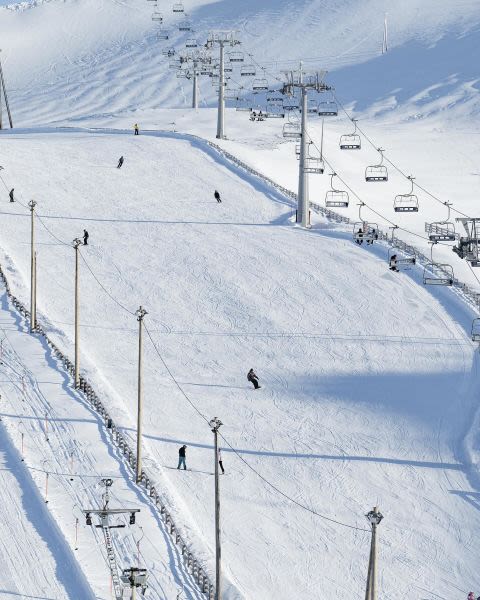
[[449, 490, 480, 513]]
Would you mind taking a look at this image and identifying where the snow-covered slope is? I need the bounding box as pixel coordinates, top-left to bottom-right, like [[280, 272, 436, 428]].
[[0, 129, 479, 599], [1, 0, 479, 124]]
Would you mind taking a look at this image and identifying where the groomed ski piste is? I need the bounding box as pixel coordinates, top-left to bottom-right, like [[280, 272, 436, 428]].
[[0, 1, 480, 599]]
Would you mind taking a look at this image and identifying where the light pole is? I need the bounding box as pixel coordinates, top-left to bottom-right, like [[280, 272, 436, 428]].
[[73, 238, 82, 388], [365, 506, 383, 600], [206, 31, 240, 140], [28, 200, 37, 332], [209, 416, 223, 600], [135, 306, 147, 483]]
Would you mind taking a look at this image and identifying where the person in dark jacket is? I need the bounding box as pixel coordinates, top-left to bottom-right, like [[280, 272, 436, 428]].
[[247, 368, 260, 389], [177, 445, 187, 470], [214, 190, 221, 203], [83, 229, 89, 246], [117, 156, 124, 169], [9, 188, 14, 202], [389, 254, 399, 272], [134, 123, 139, 135]]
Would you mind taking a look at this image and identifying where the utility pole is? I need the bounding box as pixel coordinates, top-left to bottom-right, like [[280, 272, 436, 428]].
[[73, 238, 82, 388], [282, 67, 330, 227], [206, 31, 240, 139], [135, 306, 147, 484], [365, 506, 383, 600], [209, 416, 223, 600], [28, 200, 37, 332], [0, 50, 13, 129]]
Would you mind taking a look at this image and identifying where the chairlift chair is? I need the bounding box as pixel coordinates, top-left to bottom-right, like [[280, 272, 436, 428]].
[[306, 99, 318, 114], [365, 148, 388, 182], [425, 221, 457, 242], [471, 318, 480, 342], [163, 47, 176, 56], [265, 111, 285, 119], [267, 92, 284, 103], [423, 263, 454, 286], [394, 176, 419, 212], [252, 78, 269, 91], [228, 51, 245, 63], [151, 11, 163, 21], [282, 122, 301, 139], [304, 157, 324, 174], [172, 2, 184, 12], [283, 97, 300, 111], [240, 65, 256, 77], [185, 38, 198, 48], [178, 20, 192, 31], [157, 28, 169, 40], [339, 119, 361, 150], [387, 248, 416, 270], [353, 221, 379, 244], [317, 100, 338, 116], [325, 173, 349, 208]]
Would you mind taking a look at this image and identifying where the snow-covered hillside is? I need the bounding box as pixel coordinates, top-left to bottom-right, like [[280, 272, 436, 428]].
[[0, 0, 480, 598], [0, 129, 479, 600]]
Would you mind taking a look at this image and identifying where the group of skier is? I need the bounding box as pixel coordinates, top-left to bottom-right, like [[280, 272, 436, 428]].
[[176, 369, 261, 472]]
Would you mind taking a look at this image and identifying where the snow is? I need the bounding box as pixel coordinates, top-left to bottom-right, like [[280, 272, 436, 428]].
[[0, 0, 480, 597], [0, 128, 479, 599]]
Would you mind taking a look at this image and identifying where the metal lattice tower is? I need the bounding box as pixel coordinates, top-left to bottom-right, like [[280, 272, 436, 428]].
[[281, 65, 330, 227], [205, 31, 241, 139], [177, 48, 213, 109]]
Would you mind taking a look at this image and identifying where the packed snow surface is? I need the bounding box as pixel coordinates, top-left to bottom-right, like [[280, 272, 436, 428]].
[[0, 129, 479, 599]]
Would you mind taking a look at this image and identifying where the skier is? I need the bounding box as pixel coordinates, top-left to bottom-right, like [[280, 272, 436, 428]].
[[83, 229, 89, 246], [218, 448, 225, 474], [117, 156, 124, 169], [247, 368, 261, 390], [214, 190, 221, 203], [355, 228, 364, 245], [8, 188, 14, 202], [134, 123, 139, 136], [177, 445, 187, 470], [389, 254, 399, 272], [367, 227, 377, 245], [250, 112, 257, 121]]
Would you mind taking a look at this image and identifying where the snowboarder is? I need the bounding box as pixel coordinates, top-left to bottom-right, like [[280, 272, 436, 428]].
[[218, 448, 225, 474], [8, 188, 14, 202], [247, 368, 261, 390], [83, 229, 89, 246], [389, 254, 399, 272], [134, 123, 139, 136], [177, 445, 187, 470], [214, 190, 221, 203], [117, 156, 124, 169]]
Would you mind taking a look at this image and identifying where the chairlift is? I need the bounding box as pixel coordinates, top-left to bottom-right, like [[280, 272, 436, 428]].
[[387, 247, 416, 271], [317, 93, 338, 116], [178, 20, 192, 31], [453, 218, 480, 266], [325, 173, 349, 208], [228, 51, 245, 63], [157, 28, 169, 40], [172, 2, 184, 12], [267, 92, 284, 103], [365, 148, 388, 182], [339, 118, 361, 150], [393, 176, 419, 212], [471, 318, 480, 342], [353, 221, 379, 245], [252, 78, 269, 91], [151, 11, 163, 21], [304, 156, 324, 174], [249, 110, 266, 122], [240, 65, 256, 77], [265, 111, 285, 119], [169, 58, 182, 69], [423, 242, 454, 285], [425, 203, 457, 241], [283, 97, 300, 111], [282, 122, 301, 139], [162, 47, 176, 57], [306, 99, 318, 114], [185, 38, 198, 48]]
